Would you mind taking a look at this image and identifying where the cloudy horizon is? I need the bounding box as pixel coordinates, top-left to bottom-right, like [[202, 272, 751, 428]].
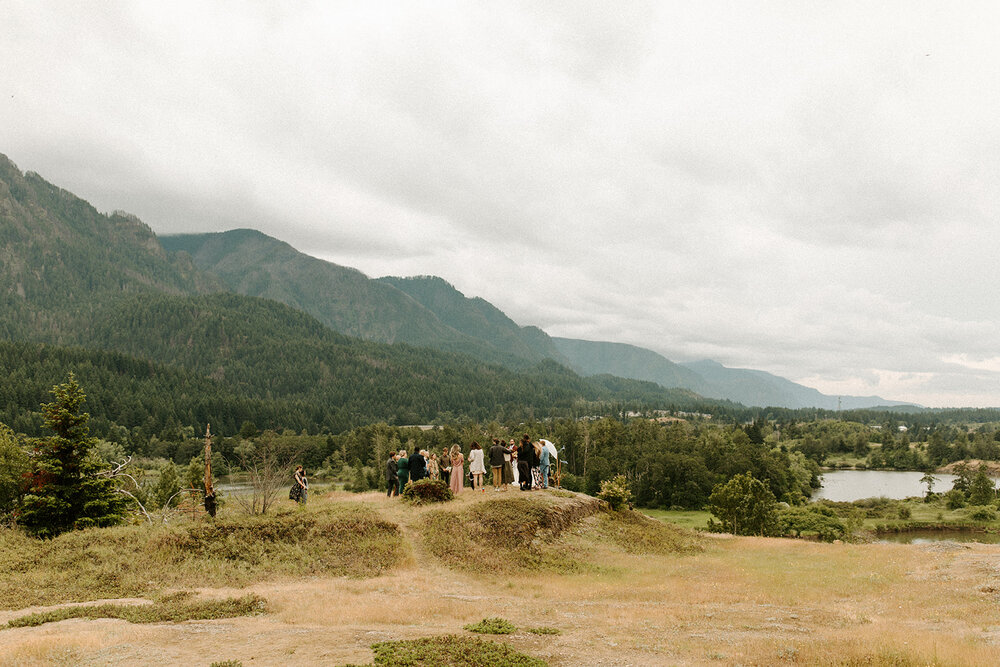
[[3, 1, 999, 408]]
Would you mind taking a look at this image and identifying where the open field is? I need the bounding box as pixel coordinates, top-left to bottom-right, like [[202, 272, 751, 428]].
[[3, 489, 1000, 666]]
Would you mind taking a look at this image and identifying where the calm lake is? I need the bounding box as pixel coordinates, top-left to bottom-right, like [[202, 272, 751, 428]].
[[812, 470, 958, 502], [814, 470, 1000, 544]]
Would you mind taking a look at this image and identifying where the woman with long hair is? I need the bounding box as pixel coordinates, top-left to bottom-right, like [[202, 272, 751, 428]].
[[468, 441, 486, 493], [427, 452, 440, 481], [449, 444, 464, 495], [502, 438, 515, 487], [396, 449, 409, 495]]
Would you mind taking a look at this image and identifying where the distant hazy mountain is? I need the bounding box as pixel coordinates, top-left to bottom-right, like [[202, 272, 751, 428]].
[[552, 338, 709, 393], [678, 360, 917, 410], [553, 337, 917, 410]]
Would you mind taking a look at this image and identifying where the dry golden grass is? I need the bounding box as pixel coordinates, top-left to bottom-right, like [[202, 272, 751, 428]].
[[2, 490, 1000, 665]]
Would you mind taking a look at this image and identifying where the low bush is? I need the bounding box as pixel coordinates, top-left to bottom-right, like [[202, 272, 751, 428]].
[[945, 489, 967, 510], [527, 626, 562, 635], [401, 478, 454, 505], [345, 635, 547, 667], [464, 617, 517, 634], [777, 505, 849, 542]]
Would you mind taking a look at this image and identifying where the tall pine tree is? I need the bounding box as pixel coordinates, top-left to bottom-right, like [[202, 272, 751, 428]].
[[19, 374, 129, 537]]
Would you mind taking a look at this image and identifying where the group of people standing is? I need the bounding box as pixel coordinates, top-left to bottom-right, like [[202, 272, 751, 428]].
[[385, 434, 553, 497]]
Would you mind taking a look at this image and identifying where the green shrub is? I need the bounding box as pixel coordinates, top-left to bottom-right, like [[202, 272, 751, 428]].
[[777, 505, 849, 542], [465, 617, 517, 634], [401, 478, 454, 505], [897, 506, 911, 520], [945, 489, 967, 510], [363, 635, 547, 666], [597, 475, 632, 511], [968, 505, 997, 522], [527, 626, 562, 635]]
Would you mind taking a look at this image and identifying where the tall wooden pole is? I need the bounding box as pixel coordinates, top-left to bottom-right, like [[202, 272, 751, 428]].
[[204, 423, 216, 517]]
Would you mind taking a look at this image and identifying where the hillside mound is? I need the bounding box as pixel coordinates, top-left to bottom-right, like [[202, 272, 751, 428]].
[[0, 504, 404, 610], [420, 492, 700, 571]]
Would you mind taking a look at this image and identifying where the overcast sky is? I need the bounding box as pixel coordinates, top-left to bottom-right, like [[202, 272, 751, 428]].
[[3, 1, 999, 407]]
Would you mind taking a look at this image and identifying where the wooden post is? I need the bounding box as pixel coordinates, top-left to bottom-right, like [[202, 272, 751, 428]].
[[203, 423, 216, 517]]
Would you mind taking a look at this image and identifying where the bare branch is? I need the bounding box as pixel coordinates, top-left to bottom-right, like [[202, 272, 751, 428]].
[[117, 488, 152, 524]]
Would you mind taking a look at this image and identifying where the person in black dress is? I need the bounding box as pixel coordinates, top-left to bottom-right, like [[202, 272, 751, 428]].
[[517, 434, 533, 491]]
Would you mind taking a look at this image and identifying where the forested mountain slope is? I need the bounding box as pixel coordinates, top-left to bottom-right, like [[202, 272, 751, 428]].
[[75, 291, 707, 425], [379, 275, 571, 367], [0, 154, 218, 342], [161, 230, 476, 349], [162, 231, 571, 368]]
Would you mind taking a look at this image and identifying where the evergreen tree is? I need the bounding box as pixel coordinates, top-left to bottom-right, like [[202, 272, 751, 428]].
[[967, 468, 996, 506], [0, 423, 29, 516], [19, 374, 129, 537]]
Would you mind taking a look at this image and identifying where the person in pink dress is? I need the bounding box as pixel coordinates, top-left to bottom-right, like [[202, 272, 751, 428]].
[[449, 444, 464, 495]]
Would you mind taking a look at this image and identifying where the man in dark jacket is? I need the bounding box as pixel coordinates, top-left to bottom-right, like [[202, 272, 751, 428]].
[[385, 452, 398, 497], [489, 438, 507, 491], [408, 449, 427, 483]]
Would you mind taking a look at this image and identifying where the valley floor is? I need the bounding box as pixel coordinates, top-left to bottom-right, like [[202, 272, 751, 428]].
[[4, 489, 1000, 666]]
